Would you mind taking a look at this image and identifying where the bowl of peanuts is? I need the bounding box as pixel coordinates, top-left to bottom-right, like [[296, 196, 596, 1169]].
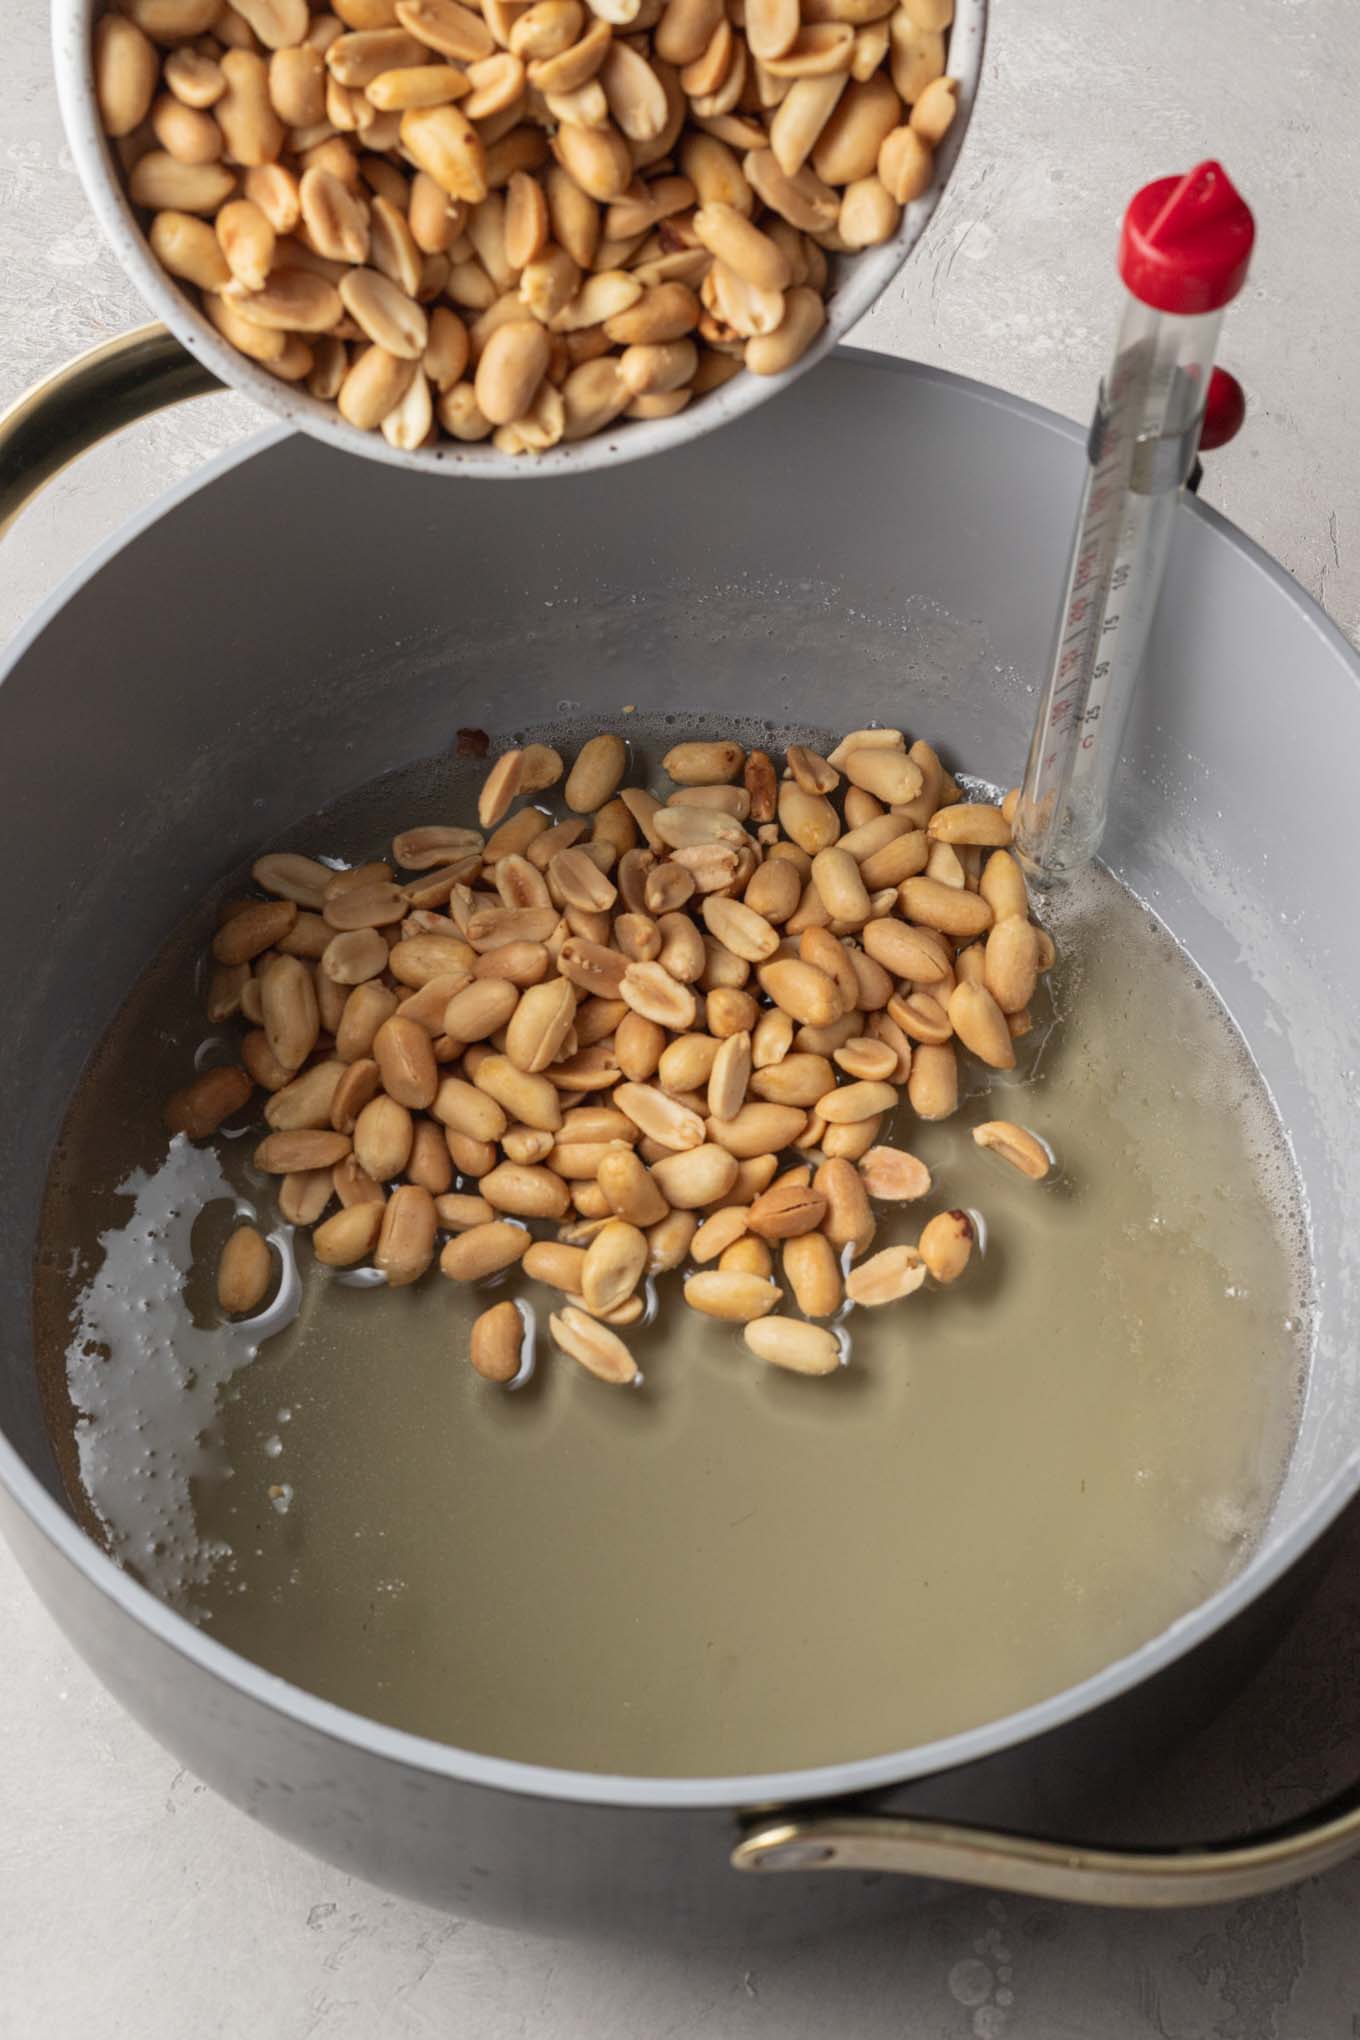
[[58, 0, 983, 472]]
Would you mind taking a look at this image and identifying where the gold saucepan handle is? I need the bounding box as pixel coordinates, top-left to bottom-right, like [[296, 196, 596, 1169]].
[[0, 324, 219, 540], [733, 1784, 1360, 1907]]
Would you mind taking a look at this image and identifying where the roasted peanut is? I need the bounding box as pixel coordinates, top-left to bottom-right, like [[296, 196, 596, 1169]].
[[972, 1120, 1052, 1181], [439, 1219, 530, 1280], [165, 1065, 253, 1138], [683, 1270, 783, 1321], [217, 1226, 272, 1314], [265, 1060, 347, 1132], [376, 1183, 438, 1285], [708, 1102, 807, 1159], [351, 1093, 414, 1178], [650, 1142, 739, 1208], [278, 1167, 334, 1226], [983, 916, 1040, 1016], [211, 899, 297, 965], [744, 1315, 841, 1374], [948, 982, 1015, 1071], [314, 1201, 387, 1266], [747, 1181, 828, 1238], [919, 1207, 974, 1283], [470, 1298, 529, 1382], [337, 981, 399, 1061], [565, 734, 628, 813], [815, 1154, 874, 1255], [549, 1304, 638, 1384], [845, 1242, 926, 1306], [780, 1230, 842, 1317], [373, 1014, 440, 1105], [581, 1219, 649, 1313], [757, 957, 844, 1026], [254, 1129, 352, 1173]]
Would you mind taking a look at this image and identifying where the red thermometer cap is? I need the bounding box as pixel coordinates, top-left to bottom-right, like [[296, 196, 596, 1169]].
[[1118, 161, 1255, 316]]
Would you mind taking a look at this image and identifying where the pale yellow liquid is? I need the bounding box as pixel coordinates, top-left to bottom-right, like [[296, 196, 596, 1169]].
[[35, 740, 1309, 1777]]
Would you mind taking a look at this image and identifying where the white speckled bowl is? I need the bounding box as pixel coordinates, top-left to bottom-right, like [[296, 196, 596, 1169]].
[[54, 0, 985, 478]]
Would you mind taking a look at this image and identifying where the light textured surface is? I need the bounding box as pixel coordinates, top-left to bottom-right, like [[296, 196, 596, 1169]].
[[4, 0, 1360, 2033]]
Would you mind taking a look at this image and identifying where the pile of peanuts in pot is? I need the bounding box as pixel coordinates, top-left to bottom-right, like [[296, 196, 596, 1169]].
[[175, 727, 1056, 1386], [94, 0, 959, 453]]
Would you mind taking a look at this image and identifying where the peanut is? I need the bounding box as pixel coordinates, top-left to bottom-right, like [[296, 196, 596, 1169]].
[[355, 1093, 416, 1178], [373, 1014, 440, 1105], [314, 1201, 387, 1265], [96, 14, 159, 136], [613, 1081, 706, 1151], [815, 1077, 895, 1123], [581, 1219, 649, 1312], [690, 1205, 752, 1262], [597, 1147, 669, 1225], [650, 1142, 739, 1208], [857, 1145, 931, 1200], [278, 1168, 333, 1226], [683, 1270, 783, 1321], [473, 1054, 563, 1131], [522, 1240, 589, 1291], [744, 1315, 841, 1374], [906, 1039, 958, 1120], [620, 959, 697, 1030], [376, 1183, 438, 1285], [701, 894, 779, 962], [900, 875, 993, 940], [504, 976, 577, 1072], [948, 982, 1015, 1071], [834, 1036, 897, 1081], [439, 1220, 530, 1280], [477, 1161, 569, 1219], [265, 1059, 347, 1131], [842, 1239, 926, 1306], [707, 1102, 806, 1159], [165, 1065, 253, 1138], [253, 1129, 352, 1173], [746, 1181, 827, 1238], [928, 801, 1011, 848], [756, 957, 844, 1026], [565, 734, 628, 813], [211, 898, 297, 965], [972, 1120, 1052, 1181], [549, 1304, 638, 1384], [781, 1231, 842, 1317], [217, 1226, 272, 1314], [470, 1299, 528, 1382], [408, 1118, 455, 1192], [815, 1154, 874, 1255], [749, 1052, 834, 1107], [983, 916, 1040, 1016], [811, 845, 871, 923], [444, 977, 520, 1041], [337, 981, 399, 1060], [919, 1207, 974, 1283]]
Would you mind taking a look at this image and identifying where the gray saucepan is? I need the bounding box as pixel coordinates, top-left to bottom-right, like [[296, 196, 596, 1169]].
[[2, 344, 1359, 1931]]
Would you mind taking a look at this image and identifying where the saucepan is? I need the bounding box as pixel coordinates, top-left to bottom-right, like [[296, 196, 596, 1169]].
[[46, 0, 985, 478], [2, 339, 1360, 1932]]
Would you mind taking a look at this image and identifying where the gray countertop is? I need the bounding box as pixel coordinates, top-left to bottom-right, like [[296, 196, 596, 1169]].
[[5, 1, 1360, 2033]]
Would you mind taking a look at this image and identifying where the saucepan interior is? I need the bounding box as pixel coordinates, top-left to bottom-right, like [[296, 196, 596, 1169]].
[[1, 358, 1357, 1911]]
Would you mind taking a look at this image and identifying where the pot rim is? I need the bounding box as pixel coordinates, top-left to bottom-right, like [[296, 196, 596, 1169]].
[[4, 352, 1358, 1813], [54, 0, 986, 481]]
